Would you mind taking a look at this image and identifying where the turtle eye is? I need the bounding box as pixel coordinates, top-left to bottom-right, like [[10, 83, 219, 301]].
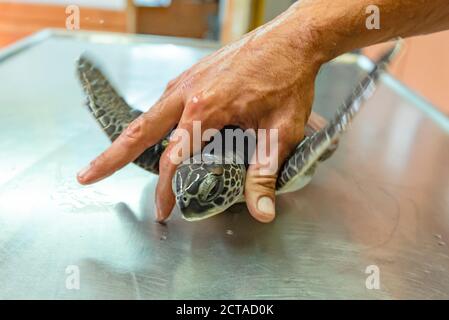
[[205, 182, 220, 202], [199, 177, 222, 202]]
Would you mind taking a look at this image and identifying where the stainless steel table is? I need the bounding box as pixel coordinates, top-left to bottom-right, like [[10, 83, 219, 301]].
[[0, 29, 448, 299]]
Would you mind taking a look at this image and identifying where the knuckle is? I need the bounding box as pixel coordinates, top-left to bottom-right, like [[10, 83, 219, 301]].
[[123, 117, 147, 145], [159, 149, 177, 171], [247, 171, 277, 191], [165, 78, 179, 92], [90, 152, 108, 170], [184, 92, 218, 120], [179, 78, 193, 94]]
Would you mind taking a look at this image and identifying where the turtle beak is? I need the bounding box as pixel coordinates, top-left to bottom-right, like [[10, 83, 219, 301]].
[[176, 198, 214, 221], [177, 203, 199, 222], [177, 198, 199, 214]]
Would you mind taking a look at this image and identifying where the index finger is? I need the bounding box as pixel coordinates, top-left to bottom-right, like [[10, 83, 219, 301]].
[[77, 93, 183, 185]]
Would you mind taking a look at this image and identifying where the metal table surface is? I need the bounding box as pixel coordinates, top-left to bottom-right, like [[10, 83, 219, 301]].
[[0, 29, 448, 299]]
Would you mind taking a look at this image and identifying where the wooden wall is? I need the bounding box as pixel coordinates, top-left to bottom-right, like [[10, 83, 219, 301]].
[[0, 2, 128, 47], [365, 30, 449, 115], [0, 0, 218, 45], [135, 0, 218, 39]]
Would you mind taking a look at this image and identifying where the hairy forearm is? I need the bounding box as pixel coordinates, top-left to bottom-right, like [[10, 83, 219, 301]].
[[281, 0, 449, 62]]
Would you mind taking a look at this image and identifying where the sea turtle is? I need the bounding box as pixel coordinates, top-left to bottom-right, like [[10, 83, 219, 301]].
[[77, 42, 400, 221]]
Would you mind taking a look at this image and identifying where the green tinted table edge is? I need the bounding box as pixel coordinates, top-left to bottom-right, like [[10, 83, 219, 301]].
[[356, 55, 449, 133], [0, 28, 220, 64], [383, 74, 449, 133], [0, 29, 53, 63]]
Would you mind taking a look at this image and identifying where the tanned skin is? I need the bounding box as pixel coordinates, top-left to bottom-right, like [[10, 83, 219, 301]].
[[77, 0, 449, 223]]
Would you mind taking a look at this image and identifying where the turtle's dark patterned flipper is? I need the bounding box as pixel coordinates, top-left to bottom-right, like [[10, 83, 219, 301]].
[[277, 40, 403, 190], [77, 55, 142, 141], [76, 55, 168, 174]]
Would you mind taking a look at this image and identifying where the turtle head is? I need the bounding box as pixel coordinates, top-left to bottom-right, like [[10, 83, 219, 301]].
[[172, 161, 245, 221]]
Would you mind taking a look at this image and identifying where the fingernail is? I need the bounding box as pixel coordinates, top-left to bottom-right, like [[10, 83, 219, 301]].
[[257, 196, 275, 217], [77, 164, 91, 181]]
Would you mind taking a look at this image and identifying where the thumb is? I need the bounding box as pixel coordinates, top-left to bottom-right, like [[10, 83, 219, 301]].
[[244, 162, 278, 223], [245, 123, 303, 223]]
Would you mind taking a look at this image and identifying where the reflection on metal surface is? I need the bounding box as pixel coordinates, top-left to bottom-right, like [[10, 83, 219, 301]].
[[0, 30, 448, 299], [382, 75, 449, 133], [384, 106, 422, 172]]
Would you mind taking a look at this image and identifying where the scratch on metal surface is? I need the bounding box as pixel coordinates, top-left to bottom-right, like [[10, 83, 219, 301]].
[[130, 272, 142, 300], [365, 186, 402, 250], [135, 273, 169, 291]]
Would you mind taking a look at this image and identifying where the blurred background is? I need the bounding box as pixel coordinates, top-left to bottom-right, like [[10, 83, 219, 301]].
[[0, 0, 448, 114]]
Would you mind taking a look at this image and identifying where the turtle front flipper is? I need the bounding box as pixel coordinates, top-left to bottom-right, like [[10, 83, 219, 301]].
[[276, 41, 401, 192], [305, 111, 339, 162], [77, 55, 168, 174], [77, 55, 142, 141]]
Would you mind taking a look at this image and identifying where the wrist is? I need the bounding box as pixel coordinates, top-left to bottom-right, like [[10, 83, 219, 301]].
[[284, 1, 373, 63], [274, 3, 340, 70]]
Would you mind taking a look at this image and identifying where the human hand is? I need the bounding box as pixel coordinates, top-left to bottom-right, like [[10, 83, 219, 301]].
[[77, 9, 327, 223]]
